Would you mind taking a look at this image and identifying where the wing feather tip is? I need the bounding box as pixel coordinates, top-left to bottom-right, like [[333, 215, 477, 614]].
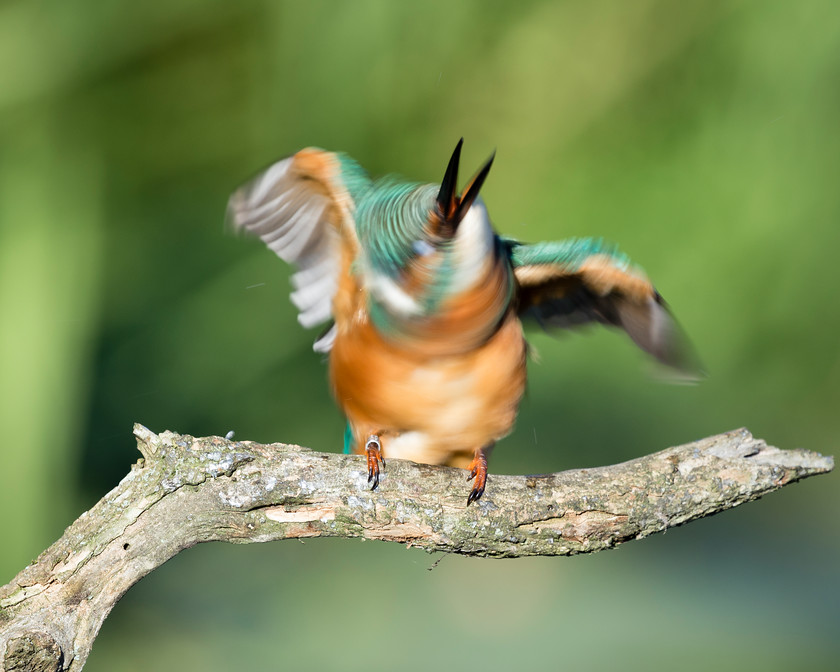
[[635, 298, 705, 382]]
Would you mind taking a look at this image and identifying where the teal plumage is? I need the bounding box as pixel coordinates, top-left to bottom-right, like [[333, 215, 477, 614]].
[[228, 140, 701, 503], [332, 152, 372, 203], [505, 236, 629, 270], [343, 421, 354, 455], [356, 181, 437, 273]]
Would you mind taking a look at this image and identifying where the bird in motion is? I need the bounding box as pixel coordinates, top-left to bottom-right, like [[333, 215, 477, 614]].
[[228, 140, 699, 504]]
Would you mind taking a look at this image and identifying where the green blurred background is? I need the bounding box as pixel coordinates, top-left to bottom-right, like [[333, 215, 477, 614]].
[[1, 0, 837, 669]]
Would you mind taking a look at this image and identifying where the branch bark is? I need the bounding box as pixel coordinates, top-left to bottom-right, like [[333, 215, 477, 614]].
[[0, 426, 833, 671]]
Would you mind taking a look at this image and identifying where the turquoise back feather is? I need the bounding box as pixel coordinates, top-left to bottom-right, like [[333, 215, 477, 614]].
[[503, 236, 632, 272], [355, 180, 437, 274], [333, 152, 373, 204], [355, 181, 450, 334]]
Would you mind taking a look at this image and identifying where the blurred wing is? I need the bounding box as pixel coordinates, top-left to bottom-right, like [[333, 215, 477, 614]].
[[508, 238, 703, 378], [227, 148, 369, 352]]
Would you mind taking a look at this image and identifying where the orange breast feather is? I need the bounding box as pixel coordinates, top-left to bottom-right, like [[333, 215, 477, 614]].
[[329, 260, 527, 468]]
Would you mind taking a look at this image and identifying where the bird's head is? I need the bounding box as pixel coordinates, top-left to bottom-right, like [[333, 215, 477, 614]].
[[360, 139, 502, 328]]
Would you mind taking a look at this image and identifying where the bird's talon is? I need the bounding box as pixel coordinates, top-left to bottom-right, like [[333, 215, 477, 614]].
[[467, 485, 485, 506], [365, 435, 384, 491], [465, 449, 489, 505]]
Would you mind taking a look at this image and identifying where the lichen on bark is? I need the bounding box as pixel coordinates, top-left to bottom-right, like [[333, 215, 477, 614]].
[[0, 425, 833, 671]]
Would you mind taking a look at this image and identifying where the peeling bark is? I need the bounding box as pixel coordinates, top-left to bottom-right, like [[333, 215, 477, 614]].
[[0, 426, 833, 671]]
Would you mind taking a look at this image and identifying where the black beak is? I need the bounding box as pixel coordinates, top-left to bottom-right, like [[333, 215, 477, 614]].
[[437, 138, 462, 221], [435, 139, 494, 234]]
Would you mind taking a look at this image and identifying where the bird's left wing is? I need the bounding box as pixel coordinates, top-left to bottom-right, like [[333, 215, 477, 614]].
[[227, 148, 371, 352], [507, 237, 702, 378]]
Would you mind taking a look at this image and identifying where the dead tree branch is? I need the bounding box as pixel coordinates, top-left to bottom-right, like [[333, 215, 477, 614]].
[[0, 426, 833, 671]]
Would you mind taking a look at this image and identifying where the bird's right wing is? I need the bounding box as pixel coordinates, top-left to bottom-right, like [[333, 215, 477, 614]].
[[507, 237, 703, 379], [227, 148, 371, 352]]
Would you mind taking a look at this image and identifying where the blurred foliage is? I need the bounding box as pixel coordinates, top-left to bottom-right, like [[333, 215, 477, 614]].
[[1, 1, 838, 670]]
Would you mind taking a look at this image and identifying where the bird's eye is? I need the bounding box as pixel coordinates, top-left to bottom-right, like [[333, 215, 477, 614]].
[[412, 240, 436, 257]]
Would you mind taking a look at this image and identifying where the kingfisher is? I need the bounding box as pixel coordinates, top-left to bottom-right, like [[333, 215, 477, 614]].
[[228, 140, 699, 504]]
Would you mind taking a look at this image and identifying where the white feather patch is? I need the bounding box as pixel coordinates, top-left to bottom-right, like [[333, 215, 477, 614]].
[[382, 431, 433, 462], [367, 270, 422, 316], [452, 198, 495, 292]]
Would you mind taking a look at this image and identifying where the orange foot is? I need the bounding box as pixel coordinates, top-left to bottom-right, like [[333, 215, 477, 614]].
[[466, 449, 488, 505], [366, 435, 385, 490]]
